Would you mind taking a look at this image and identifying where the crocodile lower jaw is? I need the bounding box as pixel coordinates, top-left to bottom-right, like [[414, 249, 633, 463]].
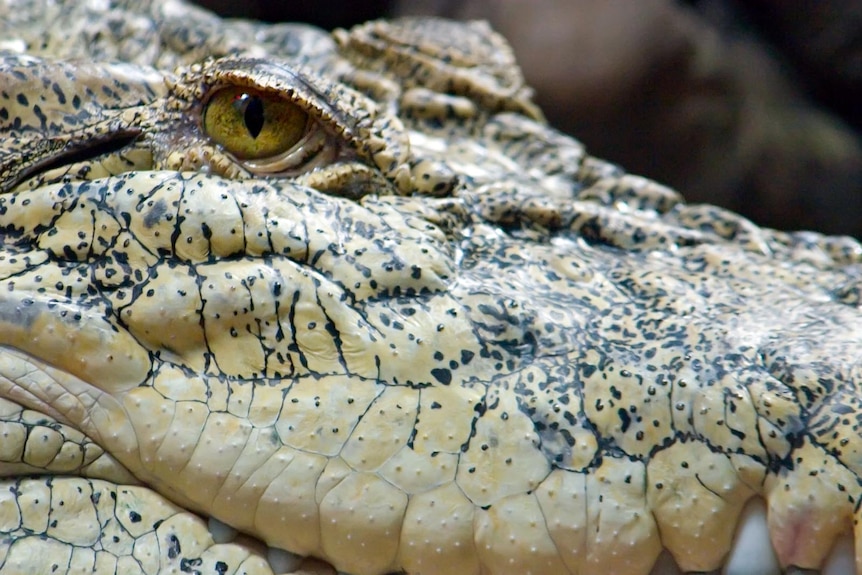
[[1, 484, 853, 575], [197, 498, 858, 575], [0, 346, 857, 574]]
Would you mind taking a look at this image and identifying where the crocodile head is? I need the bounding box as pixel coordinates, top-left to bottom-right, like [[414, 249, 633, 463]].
[[1, 1, 861, 574]]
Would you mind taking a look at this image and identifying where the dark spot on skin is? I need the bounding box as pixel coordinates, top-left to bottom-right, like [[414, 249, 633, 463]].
[[143, 199, 168, 228], [430, 368, 452, 385], [180, 557, 203, 572], [167, 534, 181, 559], [618, 408, 631, 433], [51, 82, 66, 104]]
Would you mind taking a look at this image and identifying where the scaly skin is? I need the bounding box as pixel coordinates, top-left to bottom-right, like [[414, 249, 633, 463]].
[[1, 1, 861, 574]]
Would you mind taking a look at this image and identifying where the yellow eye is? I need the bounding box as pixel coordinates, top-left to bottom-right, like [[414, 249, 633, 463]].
[[202, 87, 309, 160]]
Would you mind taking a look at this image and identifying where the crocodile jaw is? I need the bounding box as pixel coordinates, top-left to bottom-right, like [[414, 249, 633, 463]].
[[0, 374, 853, 575], [3, 172, 862, 574]]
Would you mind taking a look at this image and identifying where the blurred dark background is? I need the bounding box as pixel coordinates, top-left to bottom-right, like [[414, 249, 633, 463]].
[[194, 0, 862, 239]]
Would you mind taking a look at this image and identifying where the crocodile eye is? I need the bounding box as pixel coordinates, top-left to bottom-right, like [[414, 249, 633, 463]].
[[203, 86, 309, 162]]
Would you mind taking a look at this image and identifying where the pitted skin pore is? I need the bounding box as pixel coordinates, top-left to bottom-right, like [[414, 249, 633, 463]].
[[1, 1, 862, 575]]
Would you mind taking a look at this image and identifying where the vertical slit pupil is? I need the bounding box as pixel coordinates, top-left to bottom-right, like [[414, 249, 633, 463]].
[[242, 95, 265, 139]]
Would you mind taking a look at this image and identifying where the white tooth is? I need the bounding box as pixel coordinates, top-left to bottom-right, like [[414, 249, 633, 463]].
[[207, 516, 238, 544], [650, 549, 683, 575], [723, 498, 780, 575], [823, 533, 854, 575], [267, 546, 303, 573]]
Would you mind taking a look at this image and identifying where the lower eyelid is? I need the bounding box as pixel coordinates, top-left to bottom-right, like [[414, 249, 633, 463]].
[[242, 128, 335, 175]]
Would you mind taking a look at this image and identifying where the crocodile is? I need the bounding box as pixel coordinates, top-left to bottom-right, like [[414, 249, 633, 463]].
[[1, 1, 861, 574]]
